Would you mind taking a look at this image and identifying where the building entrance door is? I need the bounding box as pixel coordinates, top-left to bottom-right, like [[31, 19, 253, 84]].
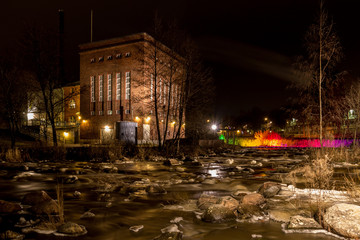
[[143, 124, 150, 143]]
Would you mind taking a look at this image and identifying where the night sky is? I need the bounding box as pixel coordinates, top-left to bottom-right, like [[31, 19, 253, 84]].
[[1, 0, 360, 117]]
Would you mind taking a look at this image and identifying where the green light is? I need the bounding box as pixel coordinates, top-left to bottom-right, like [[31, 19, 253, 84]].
[[219, 134, 225, 140]]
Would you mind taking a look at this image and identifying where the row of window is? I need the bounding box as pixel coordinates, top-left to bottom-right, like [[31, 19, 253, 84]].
[[90, 109, 130, 116], [90, 52, 131, 63], [90, 72, 131, 103], [150, 74, 179, 108]]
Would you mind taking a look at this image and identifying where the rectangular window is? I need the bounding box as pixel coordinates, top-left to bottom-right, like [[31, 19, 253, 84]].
[[116, 73, 121, 100], [107, 74, 112, 101], [150, 74, 153, 101], [125, 72, 131, 100], [164, 82, 166, 105], [99, 75, 103, 102], [159, 78, 162, 103], [90, 76, 95, 102]]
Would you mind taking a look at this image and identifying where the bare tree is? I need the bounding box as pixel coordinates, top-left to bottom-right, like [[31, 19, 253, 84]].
[[294, 1, 342, 149], [0, 56, 27, 148], [20, 24, 79, 146]]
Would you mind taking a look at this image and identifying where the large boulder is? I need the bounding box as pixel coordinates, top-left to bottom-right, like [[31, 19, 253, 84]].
[[146, 184, 167, 194], [287, 215, 322, 229], [217, 196, 239, 211], [197, 194, 219, 210], [323, 203, 360, 238], [153, 232, 182, 240], [30, 199, 59, 215], [257, 182, 281, 198], [202, 204, 237, 223], [0, 230, 24, 240], [241, 193, 265, 206], [0, 200, 21, 213], [57, 222, 87, 236], [22, 191, 52, 205]]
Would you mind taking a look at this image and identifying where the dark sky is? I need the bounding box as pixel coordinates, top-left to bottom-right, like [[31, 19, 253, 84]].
[[1, 0, 360, 117]]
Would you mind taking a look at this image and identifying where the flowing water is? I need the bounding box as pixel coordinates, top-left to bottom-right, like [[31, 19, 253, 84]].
[[0, 148, 346, 239]]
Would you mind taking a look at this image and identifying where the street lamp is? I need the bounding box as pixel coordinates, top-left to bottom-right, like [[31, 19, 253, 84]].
[[211, 124, 217, 131]]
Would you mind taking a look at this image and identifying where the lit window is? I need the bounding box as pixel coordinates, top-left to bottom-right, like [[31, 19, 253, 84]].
[[99, 75, 103, 102], [125, 52, 131, 57], [107, 55, 113, 60], [98, 56, 104, 62], [150, 74, 153, 101], [116, 53, 122, 59], [125, 72, 131, 100], [107, 74, 112, 101], [159, 78, 162, 103], [69, 99, 76, 109], [116, 73, 121, 100], [90, 76, 95, 102], [90, 58, 95, 63]]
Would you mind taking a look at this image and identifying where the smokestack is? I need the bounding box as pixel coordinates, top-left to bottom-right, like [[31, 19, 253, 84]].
[[58, 9, 65, 85], [90, 10, 93, 42]]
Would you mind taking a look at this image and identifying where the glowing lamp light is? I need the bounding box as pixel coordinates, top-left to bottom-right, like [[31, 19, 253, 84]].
[[171, 121, 176, 125], [82, 120, 87, 124], [211, 124, 217, 130], [104, 125, 110, 132], [145, 116, 151, 123], [264, 117, 268, 121], [63, 132, 69, 138], [27, 113, 35, 120], [237, 130, 240, 133], [78, 116, 82, 120], [206, 119, 210, 123], [135, 116, 140, 121]]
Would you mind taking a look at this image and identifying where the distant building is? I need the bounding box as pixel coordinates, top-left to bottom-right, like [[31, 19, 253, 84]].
[[25, 82, 81, 144], [79, 32, 184, 144]]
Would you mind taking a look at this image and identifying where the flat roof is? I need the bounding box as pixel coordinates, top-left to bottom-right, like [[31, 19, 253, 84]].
[[79, 32, 153, 52]]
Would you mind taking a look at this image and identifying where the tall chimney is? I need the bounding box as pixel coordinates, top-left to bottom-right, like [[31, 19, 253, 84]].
[[90, 10, 93, 42], [58, 9, 65, 85]]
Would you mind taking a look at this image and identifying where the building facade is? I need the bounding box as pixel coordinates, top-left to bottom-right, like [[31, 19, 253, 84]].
[[79, 32, 185, 144]]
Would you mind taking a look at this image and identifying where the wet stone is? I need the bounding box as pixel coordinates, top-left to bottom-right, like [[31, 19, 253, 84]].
[[129, 225, 144, 232], [257, 182, 281, 198], [64, 175, 78, 184], [57, 222, 87, 236], [30, 199, 59, 215], [22, 191, 52, 206], [202, 204, 237, 223], [80, 211, 95, 219], [0, 230, 24, 240], [0, 200, 21, 213], [241, 193, 265, 206], [287, 215, 322, 229]]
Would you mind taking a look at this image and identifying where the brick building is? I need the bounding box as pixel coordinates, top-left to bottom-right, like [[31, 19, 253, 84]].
[[79, 32, 185, 144]]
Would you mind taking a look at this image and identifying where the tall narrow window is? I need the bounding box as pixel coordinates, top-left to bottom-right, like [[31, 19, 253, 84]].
[[90, 76, 95, 102], [150, 74, 153, 101], [116, 73, 121, 100], [164, 82, 167, 105], [159, 78, 162, 103], [99, 75, 103, 102], [107, 74, 112, 101], [125, 72, 131, 100]]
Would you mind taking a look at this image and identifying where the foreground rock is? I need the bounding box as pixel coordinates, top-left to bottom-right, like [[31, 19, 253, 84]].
[[323, 203, 360, 238], [57, 222, 87, 236], [30, 199, 59, 215], [241, 193, 265, 206], [22, 191, 52, 205], [153, 224, 182, 240], [0, 200, 21, 213], [202, 204, 237, 223], [287, 215, 322, 229], [257, 182, 281, 198], [0, 230, 24, 240]]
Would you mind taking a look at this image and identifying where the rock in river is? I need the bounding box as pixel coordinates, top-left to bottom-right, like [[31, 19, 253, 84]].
[[22, 191, 52, 205], [287, 215, 322, 229], [0, 200, 21, 213], [257, 182, 281, 198], [323, 203, 360, 238], [57, 222, 87, 236], [202, 204, 237, 223]]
